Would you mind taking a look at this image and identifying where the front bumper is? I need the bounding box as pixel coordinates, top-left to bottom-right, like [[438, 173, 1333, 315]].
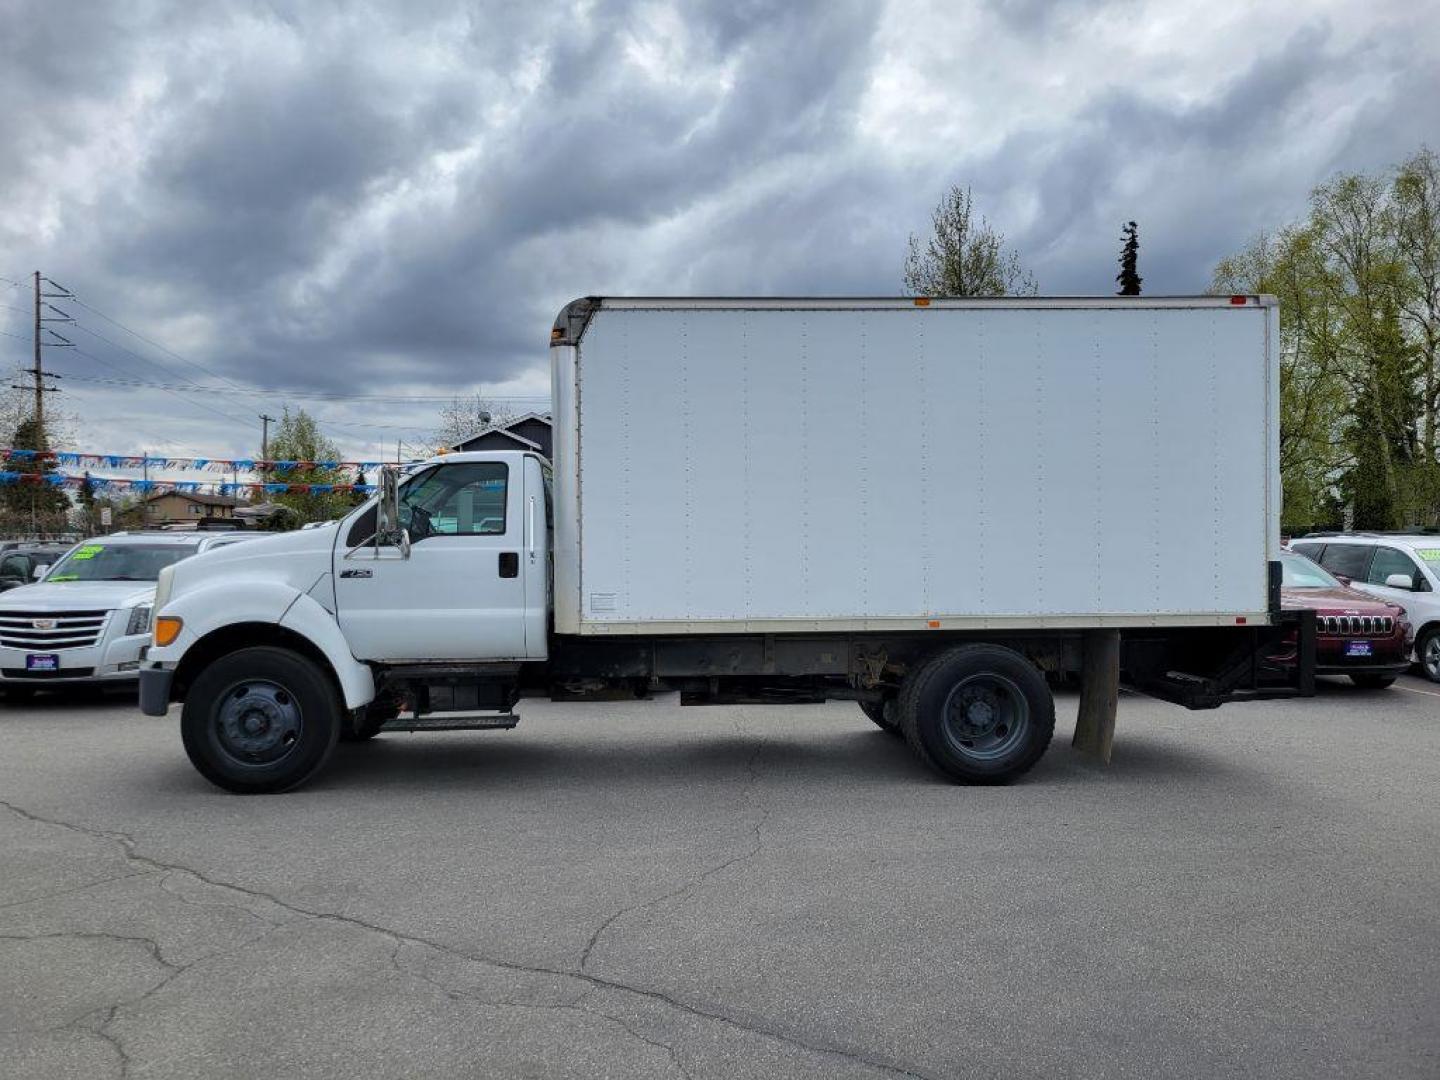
[[0, 633, 150, 686], [139, 666, 174, 716]]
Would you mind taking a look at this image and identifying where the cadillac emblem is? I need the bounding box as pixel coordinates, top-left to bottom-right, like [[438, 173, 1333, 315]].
[[32, 618, 57, 631]]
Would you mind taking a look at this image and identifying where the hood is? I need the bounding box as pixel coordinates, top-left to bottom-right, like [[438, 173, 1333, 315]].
[[1280, 584, 1403, 615], [0, 580, 154, 610], [166, 522, 340, 601]]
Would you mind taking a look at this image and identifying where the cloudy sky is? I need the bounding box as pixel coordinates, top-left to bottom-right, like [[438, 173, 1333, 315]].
[[1, 0, 1437, 465]]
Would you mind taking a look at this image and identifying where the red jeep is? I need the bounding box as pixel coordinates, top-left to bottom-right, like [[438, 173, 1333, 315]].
[[1276, 551, 1412, 687]]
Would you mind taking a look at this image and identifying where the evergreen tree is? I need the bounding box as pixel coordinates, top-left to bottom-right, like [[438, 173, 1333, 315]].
[[0, 416, 70, 536], [1116, 221, 1142, 295], [78, 471, 97, 533]]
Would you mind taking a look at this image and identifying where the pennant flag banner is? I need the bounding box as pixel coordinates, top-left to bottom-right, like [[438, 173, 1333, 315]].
[[0, 449, 387, 471], [0, 471, 374, 496]]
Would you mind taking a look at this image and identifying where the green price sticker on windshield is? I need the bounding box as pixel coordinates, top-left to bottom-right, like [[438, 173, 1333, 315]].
[[70, 545, 104, 561], [1415, 549, 1440, 561]]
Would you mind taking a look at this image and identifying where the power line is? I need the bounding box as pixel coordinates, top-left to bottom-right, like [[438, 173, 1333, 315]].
[[71, 345, 256, 428], [66, 294, 251, 390]]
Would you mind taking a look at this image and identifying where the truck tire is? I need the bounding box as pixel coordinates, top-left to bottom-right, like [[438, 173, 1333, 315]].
[[181, 647, 341, 794], [898, 644, 1054, 784], [859, 698, 902, 736]]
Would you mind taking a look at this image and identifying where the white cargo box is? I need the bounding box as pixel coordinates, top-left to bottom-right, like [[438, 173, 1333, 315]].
[[550, 297, 1279, 635]]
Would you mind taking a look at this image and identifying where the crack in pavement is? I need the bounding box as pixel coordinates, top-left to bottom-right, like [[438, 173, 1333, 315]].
[[0, 871, 159, 913], [578, 717, 771, 973], [0, 796, 934, 1080], [391, 944, 692, 1079]]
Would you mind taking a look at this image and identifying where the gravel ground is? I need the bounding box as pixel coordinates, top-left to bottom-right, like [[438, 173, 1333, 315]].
[[1, 675, 1437, 1079]]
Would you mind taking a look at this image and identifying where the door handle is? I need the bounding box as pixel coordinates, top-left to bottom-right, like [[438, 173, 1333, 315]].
[[498, 552, 519, 578]]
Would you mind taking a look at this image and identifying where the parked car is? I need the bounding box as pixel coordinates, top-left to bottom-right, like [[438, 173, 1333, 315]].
[[0, 531, 258, 698], [0, 545, 72, 591], [1289, 533, 1440, 681], [1269, 551, 1412, 688]]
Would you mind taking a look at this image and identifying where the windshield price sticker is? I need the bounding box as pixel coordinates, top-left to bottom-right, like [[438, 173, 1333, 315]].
[[1415, 549, 1440, 562], [70, 544, 105, 561]]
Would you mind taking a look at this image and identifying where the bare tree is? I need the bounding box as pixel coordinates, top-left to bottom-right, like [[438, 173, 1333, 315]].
[[431, 394, 514, 450], [904, 186, 1037, 297]]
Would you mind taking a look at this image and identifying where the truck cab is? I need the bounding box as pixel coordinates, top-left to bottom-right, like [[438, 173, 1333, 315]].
[[332, 451, 550, 662]]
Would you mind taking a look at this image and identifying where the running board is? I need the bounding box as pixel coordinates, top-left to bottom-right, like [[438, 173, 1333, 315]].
[[380, 713, 519, 733]]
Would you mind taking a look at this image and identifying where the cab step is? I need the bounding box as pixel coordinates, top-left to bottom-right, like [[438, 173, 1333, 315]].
[[380, 713, 519, 733]]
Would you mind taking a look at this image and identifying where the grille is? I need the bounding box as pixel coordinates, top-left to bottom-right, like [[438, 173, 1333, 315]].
[[1319, 614, 1394, 636], [0, 609, 111, 651]]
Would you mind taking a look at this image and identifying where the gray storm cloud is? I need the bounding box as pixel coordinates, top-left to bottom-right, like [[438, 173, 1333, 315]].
[[0, 0, 1435, 456]]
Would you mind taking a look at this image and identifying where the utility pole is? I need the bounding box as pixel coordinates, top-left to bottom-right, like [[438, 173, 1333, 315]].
[[259, 414, 276, 461], [26, 272, 72, 434], [32, 272, 41, 431]]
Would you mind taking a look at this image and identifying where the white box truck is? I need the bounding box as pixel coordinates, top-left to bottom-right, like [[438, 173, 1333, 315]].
[[140, 296, 1313, 793]]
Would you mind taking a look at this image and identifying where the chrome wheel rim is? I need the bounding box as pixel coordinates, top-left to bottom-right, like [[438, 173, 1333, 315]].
[[1425, 636, 1440, 680]]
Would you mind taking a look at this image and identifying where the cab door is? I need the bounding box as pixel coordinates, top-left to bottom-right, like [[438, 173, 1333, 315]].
[[334, 459, 532, 661]]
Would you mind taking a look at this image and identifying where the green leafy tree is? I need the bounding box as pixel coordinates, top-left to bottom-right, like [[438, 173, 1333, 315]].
[[1116, 221, 1142, 295], [262, 408, 352, 525], [1212, 146, 1440, 531], [904, 186, 1037, 296]]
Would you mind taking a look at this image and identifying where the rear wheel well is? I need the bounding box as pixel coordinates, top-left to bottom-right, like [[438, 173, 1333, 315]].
[[173, 623, 345, 703]]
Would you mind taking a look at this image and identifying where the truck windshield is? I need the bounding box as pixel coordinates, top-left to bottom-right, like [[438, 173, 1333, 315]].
[[45, 542, 199, 582]]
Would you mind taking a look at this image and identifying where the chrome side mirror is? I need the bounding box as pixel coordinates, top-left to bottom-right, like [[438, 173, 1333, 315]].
[[375, 466, 411, 558]]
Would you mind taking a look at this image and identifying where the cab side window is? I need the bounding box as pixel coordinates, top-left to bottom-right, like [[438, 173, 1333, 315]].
[[1368, 546, 1428, 590], [400, 462, 509, 541], [0, 554, 30, 580]]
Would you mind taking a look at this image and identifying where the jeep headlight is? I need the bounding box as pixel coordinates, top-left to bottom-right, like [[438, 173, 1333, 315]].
[[126, 605, 153, 637]]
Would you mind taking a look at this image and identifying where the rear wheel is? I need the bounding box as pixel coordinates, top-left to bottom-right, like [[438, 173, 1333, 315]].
[[1349, 673, 1396, 689], [181, 647, 341, 794], [1417, 628, 1440, 682], [898, 644, 1055, 784], [859, 697, 902, 736]]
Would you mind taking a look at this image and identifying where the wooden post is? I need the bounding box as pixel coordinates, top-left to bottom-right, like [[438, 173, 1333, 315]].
[[1072, 629, 1120, 764]]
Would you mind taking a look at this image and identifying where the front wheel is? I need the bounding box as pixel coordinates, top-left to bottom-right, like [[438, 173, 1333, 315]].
[[181, 647, 341, 794], [898, 644, 1055, 784], [1349, 673, 1396, 689]]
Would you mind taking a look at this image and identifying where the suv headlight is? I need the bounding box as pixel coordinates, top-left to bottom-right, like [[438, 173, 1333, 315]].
[[126, 606, 153, 637]]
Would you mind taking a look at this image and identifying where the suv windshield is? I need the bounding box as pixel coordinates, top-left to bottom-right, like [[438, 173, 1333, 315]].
[[1280, 551, 1342, 589], [45, 542, 199, 583]]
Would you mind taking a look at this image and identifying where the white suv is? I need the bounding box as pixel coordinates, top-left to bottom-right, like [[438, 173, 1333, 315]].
[[1289, 533, 1440, 680], [0, 531, 257, 698]]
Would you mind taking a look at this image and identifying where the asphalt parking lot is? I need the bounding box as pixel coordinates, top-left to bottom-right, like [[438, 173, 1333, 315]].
[[2, 677, 1438, 1079]]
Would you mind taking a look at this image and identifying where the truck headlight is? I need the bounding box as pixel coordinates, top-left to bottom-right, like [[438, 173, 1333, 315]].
[[154, 565, 175, 610], [126, 606, 153, 637]]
